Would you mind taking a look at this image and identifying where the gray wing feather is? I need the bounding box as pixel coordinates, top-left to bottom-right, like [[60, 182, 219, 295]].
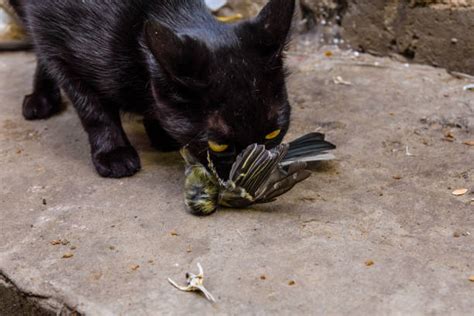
[[284, 132, 336, 163], [256, 163, 311, 203]]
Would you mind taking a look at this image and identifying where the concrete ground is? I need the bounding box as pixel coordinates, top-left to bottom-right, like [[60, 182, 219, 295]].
[[0, 42, 473, 315]]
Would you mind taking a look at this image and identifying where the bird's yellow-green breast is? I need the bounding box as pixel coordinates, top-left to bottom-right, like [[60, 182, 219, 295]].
[[184, 164, 220, 215]]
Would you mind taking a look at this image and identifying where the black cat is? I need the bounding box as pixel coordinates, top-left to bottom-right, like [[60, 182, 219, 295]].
[[9, 0, 295, 179]]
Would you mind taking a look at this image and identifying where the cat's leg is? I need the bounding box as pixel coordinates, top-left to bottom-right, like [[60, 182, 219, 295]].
[[22, 62, 62, 120], [62, 80, 141, 178], [144, 118, 181, 152]]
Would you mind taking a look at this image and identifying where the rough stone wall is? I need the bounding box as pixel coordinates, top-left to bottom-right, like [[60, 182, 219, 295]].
[[410, 0, 474, 7], [340, 0, 474, 74], [223, 0, 474, 74], [301, 0, 341, 17]]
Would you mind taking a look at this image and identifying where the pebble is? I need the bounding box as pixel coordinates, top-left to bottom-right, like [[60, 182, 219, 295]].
[[452, 189, 468, 196]]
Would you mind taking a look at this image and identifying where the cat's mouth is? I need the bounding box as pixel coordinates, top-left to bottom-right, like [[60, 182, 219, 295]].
[[213, 160, 233, 180], [208, 151, 237, 180]]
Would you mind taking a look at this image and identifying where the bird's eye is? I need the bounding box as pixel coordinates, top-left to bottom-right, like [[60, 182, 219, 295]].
[[208, 141, 229, 153], [265, 129, 281, 140]]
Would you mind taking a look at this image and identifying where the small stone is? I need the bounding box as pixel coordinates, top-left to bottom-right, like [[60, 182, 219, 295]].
[[444, 130, 455, 140], [61, 239, 70, 246], [452, 189, 468, 196], [469, 276, 474, 282], [70, 246, 77, 250], [288, 280, 296, 286], [42, 199, 47, 205], [463, 140, 474, 146], [451, 38, 458, 44], [453, 232, 461, 238], [324, 50, 333, 57], [260, 275, 267, 280], [91, 272, 103, 281], [62, 253, 74, 259], [365, 260, 375, 267], [393, 175, 402, 180], [50, 240, 61, 246], [130, 264, 140, 271]]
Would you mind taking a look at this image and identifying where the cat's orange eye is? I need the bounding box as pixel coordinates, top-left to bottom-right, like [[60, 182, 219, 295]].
[[208, 141, 229, 153], [265, 129, 281, 140]]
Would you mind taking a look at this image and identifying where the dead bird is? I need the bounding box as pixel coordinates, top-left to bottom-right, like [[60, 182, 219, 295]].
[[183, 133, 336, 216]]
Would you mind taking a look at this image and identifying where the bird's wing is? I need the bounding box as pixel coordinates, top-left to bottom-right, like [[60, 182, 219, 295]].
[[284, 132, 336, 162], [218, 133, 336, 208], [239, 145, 288, 196], [256, 162, 311, 203], [229, 144, 288, 196], [228, 144, 265, 183]]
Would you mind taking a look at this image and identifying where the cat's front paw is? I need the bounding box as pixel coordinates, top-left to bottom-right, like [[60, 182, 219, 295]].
[[22, 92, 62, 120], [92, 146, 141, 178]]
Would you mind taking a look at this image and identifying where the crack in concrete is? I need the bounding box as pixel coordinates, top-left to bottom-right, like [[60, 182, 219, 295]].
[[0, 270, 81, 316]]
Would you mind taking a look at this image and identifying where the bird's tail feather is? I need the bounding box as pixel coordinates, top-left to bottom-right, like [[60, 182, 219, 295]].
[[283, 132, 336, 164]]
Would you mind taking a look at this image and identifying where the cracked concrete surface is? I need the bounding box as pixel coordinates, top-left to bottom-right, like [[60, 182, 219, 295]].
[[0, 44, 473, 315], [0, 273, 73, 315]]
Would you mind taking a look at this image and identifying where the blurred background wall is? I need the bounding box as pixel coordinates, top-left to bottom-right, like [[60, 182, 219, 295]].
[[215, 0, 474, 75], [2, 0, 473, 74]]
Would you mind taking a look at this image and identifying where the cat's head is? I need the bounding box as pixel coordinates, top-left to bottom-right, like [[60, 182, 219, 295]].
[[144, 0, 295, 178]]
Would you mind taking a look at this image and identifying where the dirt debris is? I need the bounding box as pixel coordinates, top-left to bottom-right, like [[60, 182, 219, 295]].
[[324, 50, 333, 57], [452, 189, 468, 196], [130, 265, 140, 271], [50, 239, 70, 246], [333, 76, 353, 86], [444, 130, 456, 141]]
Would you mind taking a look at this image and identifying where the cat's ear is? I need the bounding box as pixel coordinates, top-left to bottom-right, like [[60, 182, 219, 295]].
[[144, 22, 210, 89], [238, 0, 296, 58]]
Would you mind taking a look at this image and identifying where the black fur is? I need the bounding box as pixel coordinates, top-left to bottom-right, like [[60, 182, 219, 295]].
[[9, 0, 295, 178]]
